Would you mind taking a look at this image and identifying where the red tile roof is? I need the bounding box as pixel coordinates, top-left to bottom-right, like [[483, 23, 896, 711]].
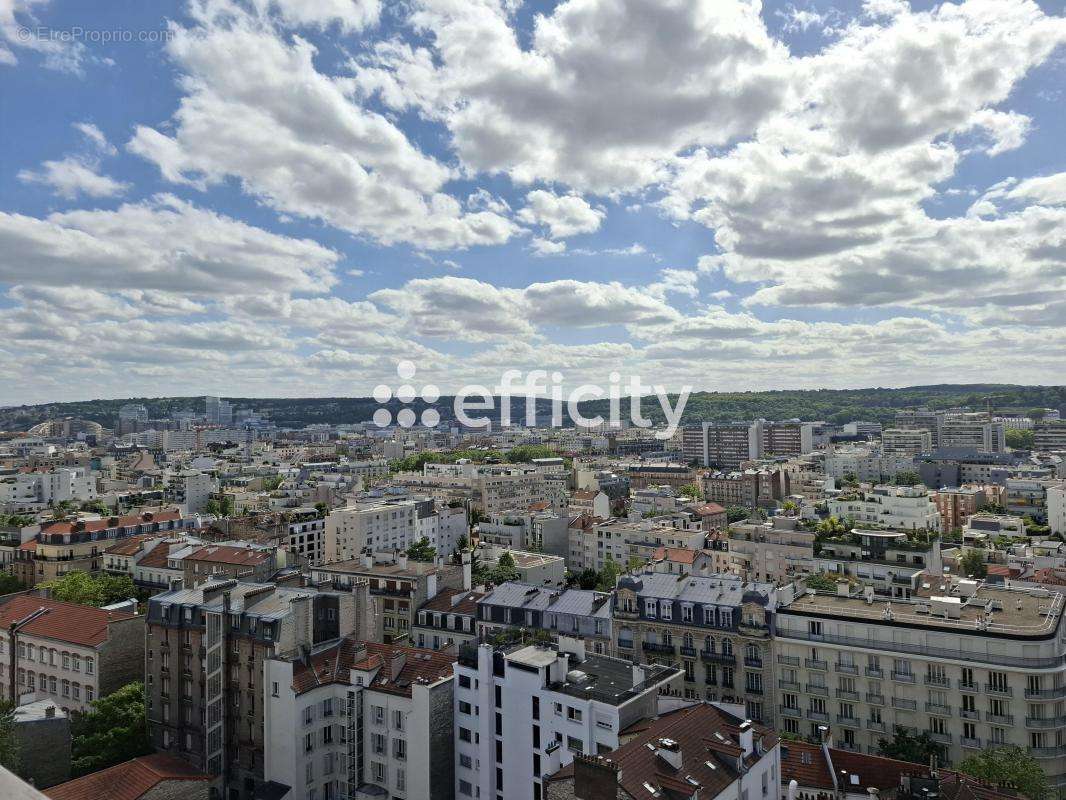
[[651, 546, 697, 564], [292, 638, 455, 697], [0, 595, 136, 648], [185, 545, 272, 566], [420, 589, 485, 616], [40, 510, 181, 536], [45, 753, 210, 800], [136, 542, 179, 569], [105, 534, 165, 557], [692, 502, 727, 515]]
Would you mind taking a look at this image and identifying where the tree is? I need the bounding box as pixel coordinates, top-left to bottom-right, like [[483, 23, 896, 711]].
[[958, 548, 987, 579], [80, 499, 111, 515], [70, 682, 151, 776], [43, 571, 136, 607], [492, 552, 520, 584], [893, 470, 923, 487], [725, 506, 750, 523], [203, 499, 221, 516], [576, 568, 599, 590], [0, 698, 18, 773], [804, 572, 840, 592], [678, 483, 703, 501], [314, 501, 330, 517], [781, 500, 798, 515], [817, 516, 847, 536], [0, 573, 24, 596], [406, 537, 437, 562], [841, 471, 859, 486], [1006, 429, 1035, 449], [959, 746, 1049, 800], [596, 558, 622, 592], [876, 727, 945, 765]]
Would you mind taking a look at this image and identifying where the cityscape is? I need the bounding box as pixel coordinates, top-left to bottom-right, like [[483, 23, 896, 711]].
[[3, 1, 1066, 800]]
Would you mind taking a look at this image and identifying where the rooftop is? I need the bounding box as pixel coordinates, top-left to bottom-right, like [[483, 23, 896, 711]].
[[152, 579, 317, 620], [291, 638, 456, 697], [314, 557, 441, 578], [542, 651, 679, 705], [0, 595, 137, 647], [44, 754, 210, 800], [185, 544, 273, 566]]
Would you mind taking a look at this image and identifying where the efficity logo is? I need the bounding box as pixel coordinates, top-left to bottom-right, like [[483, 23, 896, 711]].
[[372, 361, 441, 428], [371, 363, 690, 439]]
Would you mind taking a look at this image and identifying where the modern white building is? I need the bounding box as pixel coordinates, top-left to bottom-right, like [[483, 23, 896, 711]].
[[454, 636, 682, 800], [828, 485, 942, 532], [325, 501, 420, 562], [1049, 485, 1066, 537], [0, 467, 96, 512]]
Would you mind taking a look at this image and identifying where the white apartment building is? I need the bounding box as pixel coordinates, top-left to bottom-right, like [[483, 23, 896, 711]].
[[454, 637, 682, 800], [828, 485, 942, 532], [288, 515, 327, 565], [171, 471, 218, 515], [1049, 486, 1066, 537], [416, 501, 467, 558], [823, 447, 914, 484], [264, 639, 456, 800], [0, 467, 96, 512], [939, 414, 1006, 453], [881, 428, 933, 458], [569, 518, 706, 573], [773, 578, 1066, 790], [324, 502, 419, 562]]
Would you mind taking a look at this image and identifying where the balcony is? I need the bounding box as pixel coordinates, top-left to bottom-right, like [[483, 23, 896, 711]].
[[745, 686, 764, 696], [985, 712, 1014, 725], [958, 708, 979, 720], [865, 667, 884, 679], [1025, 686, 1066, 700], [1032, 746, 1066, 759], [744, 656, 763, 668], [805, 658, 828, 671], [679, 646, 697, 658], [805, 684, 829, 697], [865, 720, 886, 732], [891, 698, 917, 711], [778, 680, 800, 691], [891, 672, 915, 684], [984, 684, 1013, 697], [925, 703, 951, 716], [866, 693, 885, 705], [835, 715, 860, 728], [779, 706, 802, 718], [834, 663, 858, 675], [1026, 716, 1066, 729], [700, 650, 736, 665], [961, 737, 982, 749], [806, 710, 829, 723], [776, 655, 800, 667], [835, 689, 860, 701], [924, 675, 950, 687], [957, 680, 979, 692], [927, 732, 951, 745], [642, 642, 677, 656]]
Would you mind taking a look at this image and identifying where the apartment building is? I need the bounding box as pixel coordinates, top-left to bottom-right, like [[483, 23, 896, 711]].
[[544, 704, 781, 800], [828, 485, 942, 532], [568, 518, 705, 573], [0, 467, 97, 513], [12, 509, 190, 587], [146, 579, 375, 800], [0, 595, 144, 713], [727, 517, 816, 583], [815, 529, 942, 598], [894, 410, 943, 449], [183, 544, 281, 587], [823, 446, 914, 484], [263, 639, 455, 800], [772, 577, 1066, 790], [454, 636, 682, 800], [475, 543, 566, 585], [413, 588, 485, 650], [476, 582, 614, 655], [703, 469, 789, 510], [324, 501, 419, 563], [1051, 486, 1066, 537], [309, 552, 465, 645], [170, 471, 218, 515], [882, 428, 933, 458], [939, 413, 1006, 453], [287, 513, 327, 566], [1036, 422, 1066, 452], [612, 571, 777, 723], [683, 422, 758, 469], [762, 422, 815, 457], [1005, 477, 1066, 523], [623, 463, 697, 491], [931, 486, 983, 532]]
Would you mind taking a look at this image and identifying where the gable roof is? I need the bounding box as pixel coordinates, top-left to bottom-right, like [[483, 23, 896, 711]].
[[44, 753, 209, 800], [292, 638, 456, 698], [185, 544, 272, 566], [0, 595, 136, 648]]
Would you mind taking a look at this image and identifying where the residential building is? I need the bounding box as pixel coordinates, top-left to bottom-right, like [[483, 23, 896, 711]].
[[828, 485, 942, 532], [894, 410, 943, 449], [683, 422, 759, 469], [476, 582, 614, 655], [726, 517, 816, 583], [568, 490, 611, 519], [170, 471, 218, 515], [823, 447, 914, 484], [264, 639, 456, 800], [182, 544, 282, 587], [882, 428, 933, 458], [703, 469, 789, 510], [286, 511, 327, 566], [324, 501, 419, 563], [762, 422, 815, 457], [544, 704, 781, 800], [931, 486, 983, 532], [0, 595, 145, 713], [939, 413, 1006, 453], [623, 464, 697, 492], [612, 571, 777, 721], [454, 636, 682, 800], [13, 699, 70, 788], [1051, 485, 1066, 537], [44, 754, 211, 800], [569, 518, 706, 574], [772, 576, 1066, 784], [146, 579, 376, 799], [475, 543, 566, 585], [0, 467, 97, 514], [309, 552, 465, 645], [814, 530, 943, 598], [1035, 421, 1066, 452], [413, 589, 485, 650]]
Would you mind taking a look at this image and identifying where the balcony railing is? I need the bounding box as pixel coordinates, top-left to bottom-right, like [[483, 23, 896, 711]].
[[891, 672, 915, 684], [805, 684, 829, 697], [806, 710, 829, 722], [744, 656, 763, 668], [958, 680, 979, 692], [958, 708, 979, 720], [961, 737, 982, 749], [805, 659, 828, 671], [985, 712, 1014, 724], [835, 689, 860, 701], [642, 642, 677, 655], [924, 675, 950, 687], [984, 684, 1012, 697], [777, 655, 800, 666], [679, 646, 697, 658], [1026, 716, 1066, 729], [778, 680, 800, 691], [865, 667, 884, 679], [866, 693, 885, 705], [865, 720, 886, 732], [925, 702, 951, 716], [700, 650, 735, 665], [891, 697, 917, 711], [835, 715, 860, 728], [779, 706, 801, 718], [1025, 686, 1066, 700], [834, 663, 858, 675]]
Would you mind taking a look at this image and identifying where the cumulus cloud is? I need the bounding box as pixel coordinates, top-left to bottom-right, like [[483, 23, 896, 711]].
[[517, 190, 605, 239]]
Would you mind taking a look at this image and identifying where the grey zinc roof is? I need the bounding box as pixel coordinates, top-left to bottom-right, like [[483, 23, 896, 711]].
[[152, 579, 318, 619], [622, 572, 773, 605], [481, 581, 611, 617]]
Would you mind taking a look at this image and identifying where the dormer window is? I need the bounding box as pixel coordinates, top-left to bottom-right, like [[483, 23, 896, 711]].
[[644, 600, 656, 618]]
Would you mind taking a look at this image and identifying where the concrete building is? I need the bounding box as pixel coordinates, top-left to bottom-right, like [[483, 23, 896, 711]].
[[568, 518, 706, 574], [612, 572, 777, 722], [939, 413, 1005, 453], [12, 699, 70, 788], [475, 543, 566, 585], [0, 468, 97, 514], [828, 485, 942, 532], [264, 639, 456, 800], [823, 447, 914, 484], [1035, 421, 1066, 452], [772, 577, 1066, 788], [170, 471, 218, 515], [881, 428, 933, 458], [145, 579, 376, 800], [413, 588, 485, 651], [568, 490, 611, 520], [0, 595, 145, 714], [1051, 485, 1066, 537], [454, 636, 682, 800], [931, 486, 983, 532], [894, 410, 943, 449], [182, 544, 282, 587], [544, 704, 781, 800], [726, 517, 816, 583], [324, 501, 419, 563], [683, 422, 759, 470], [703, 469, 789, 510]]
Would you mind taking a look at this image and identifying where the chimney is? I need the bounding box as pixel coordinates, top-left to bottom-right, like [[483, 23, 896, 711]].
[[655, 738, 683, 771], [836, 581, 850, 597], [390, 649, 406, 678], [397, 552, 409, 570], [363, 552, 373, 569], [739, 720, 755, 757], [462, 550, 472, 591], [573, 754, 621, 800], [45, 705, 55, 718]]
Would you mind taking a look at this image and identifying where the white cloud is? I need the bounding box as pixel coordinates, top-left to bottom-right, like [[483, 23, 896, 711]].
[[0, 194, 339, 297], [18, 157, 129, 199], [517, 190, 605, 239], [0, 0, 87, 74], [531, 237, 567, 256]]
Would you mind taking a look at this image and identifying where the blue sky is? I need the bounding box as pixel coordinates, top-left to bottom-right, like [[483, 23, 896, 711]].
[[2, 0, 1065, 404]]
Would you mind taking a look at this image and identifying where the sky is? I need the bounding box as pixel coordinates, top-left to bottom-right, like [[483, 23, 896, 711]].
[[1, 0, 1065, 406]]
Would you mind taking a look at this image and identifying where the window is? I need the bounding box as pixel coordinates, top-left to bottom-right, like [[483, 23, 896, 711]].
[[86, 686, 94, 702], [306, 762, 314, 785], [85, 657, 94, 675], [72, 654, 81, 672], [394, 738, 407, 760], [372, 733, 386, 755], [304, 706, 314, 725], [566, 735, 582, 752], [393, 709, 404, 730], [305, 733, 315, 753], [567, 707, 582, 722], [62, 680, 69, 697]]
